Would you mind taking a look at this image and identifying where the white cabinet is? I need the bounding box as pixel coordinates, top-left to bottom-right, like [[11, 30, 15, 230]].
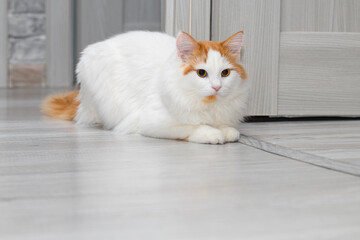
[[165, 0, 360, 116]]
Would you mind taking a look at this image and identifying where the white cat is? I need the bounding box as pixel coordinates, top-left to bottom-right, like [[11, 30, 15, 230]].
[[42, 31, 249, 144]]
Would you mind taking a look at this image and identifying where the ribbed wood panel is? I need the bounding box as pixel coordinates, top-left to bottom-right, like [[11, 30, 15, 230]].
[[165, 0, 211, 40], [278, 32, 360, 116], [281, 0, 360, 32], [190, 0, 211, 40], [46, 0, 73, 87], [123, 0, 161, 32], [77, 0, 124, 53], [212, 0, 281, 115]]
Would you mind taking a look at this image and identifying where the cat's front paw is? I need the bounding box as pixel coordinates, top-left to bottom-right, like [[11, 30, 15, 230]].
[[220, 127, 240, 143], [189, 126, 225, 144]]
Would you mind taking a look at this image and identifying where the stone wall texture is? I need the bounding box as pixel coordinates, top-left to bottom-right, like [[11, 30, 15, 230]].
[[7, 0, 46, 87]]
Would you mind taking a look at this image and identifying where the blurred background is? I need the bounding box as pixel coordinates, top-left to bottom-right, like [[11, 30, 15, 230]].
[[6, 0, 46, 87], [1, 0, 359, 117], [1, 0, 163, 88]]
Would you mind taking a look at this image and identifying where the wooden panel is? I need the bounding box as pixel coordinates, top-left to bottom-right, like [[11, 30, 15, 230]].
[[165, 0, 210, 40], [0, 0, 7, 88], [77, 0, 162, 54], [46, 0, 74, 87], [175, 0, 190, 34], [123, 0, 161, 32], [160, 0, 166, 32], [190, 0, 211, 40], [281, 0, 360, 32], [164, 0, 176, 35], [278, 32, 360, 116], [77, 0, 124, 54], [212, 0, 281, 116]]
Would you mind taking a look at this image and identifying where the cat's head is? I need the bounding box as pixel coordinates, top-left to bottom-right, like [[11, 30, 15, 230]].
[[176, 31, 247, 104]]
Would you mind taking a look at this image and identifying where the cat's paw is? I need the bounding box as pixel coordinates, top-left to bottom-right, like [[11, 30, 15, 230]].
[[188, 126, 225, 144], [220, 127, 240, 143]]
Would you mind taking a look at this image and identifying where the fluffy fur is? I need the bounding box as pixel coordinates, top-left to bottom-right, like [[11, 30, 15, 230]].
[[41, 90, 79, 121], [42, 31, 249, 144]]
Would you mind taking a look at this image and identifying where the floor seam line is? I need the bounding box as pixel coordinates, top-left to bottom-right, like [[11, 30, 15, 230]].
[[239, 135, 360, 177]]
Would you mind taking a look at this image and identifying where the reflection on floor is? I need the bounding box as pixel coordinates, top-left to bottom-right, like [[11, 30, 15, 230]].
[[1, 88, 360, 240]]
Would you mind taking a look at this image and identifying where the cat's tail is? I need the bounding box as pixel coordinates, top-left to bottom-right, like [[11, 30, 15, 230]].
[[41, 90, 80, 121]]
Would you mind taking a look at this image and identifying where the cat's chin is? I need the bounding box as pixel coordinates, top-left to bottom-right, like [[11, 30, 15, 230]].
[[202, 95, 218, 104]]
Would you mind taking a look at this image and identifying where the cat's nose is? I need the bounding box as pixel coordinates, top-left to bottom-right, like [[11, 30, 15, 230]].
[[212, 86, 221, 92]]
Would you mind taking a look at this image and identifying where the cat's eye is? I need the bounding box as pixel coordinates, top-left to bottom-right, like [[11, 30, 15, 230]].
[[196, 69, 207, 78], [221, 69, 230, 77]]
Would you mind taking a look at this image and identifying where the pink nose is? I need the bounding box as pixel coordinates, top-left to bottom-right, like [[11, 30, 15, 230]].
[[212, 86, 221, 92]]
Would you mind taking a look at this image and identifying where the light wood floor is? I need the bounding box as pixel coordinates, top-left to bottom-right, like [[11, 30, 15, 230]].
[[240, 120, 360, 176], [1, 89, 360, 240]]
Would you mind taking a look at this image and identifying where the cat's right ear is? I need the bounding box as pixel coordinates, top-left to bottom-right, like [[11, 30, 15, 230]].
[[176, 31, 198, 62]]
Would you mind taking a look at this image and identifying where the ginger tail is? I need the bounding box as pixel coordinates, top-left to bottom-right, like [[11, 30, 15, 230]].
[[41, 90, 80, 121]]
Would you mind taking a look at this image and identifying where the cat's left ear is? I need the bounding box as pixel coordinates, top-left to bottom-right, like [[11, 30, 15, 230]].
[[176, 31, 198, 62], [222, 31, 244, 56]]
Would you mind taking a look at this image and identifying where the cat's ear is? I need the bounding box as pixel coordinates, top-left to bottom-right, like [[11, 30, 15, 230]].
[[222, 31, 244, 56], [176, 31, 198, 62]]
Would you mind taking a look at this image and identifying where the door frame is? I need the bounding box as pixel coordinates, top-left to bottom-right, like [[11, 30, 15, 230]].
[[45, 0, 74, 87]]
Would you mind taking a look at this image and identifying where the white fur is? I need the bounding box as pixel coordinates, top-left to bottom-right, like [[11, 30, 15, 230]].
[[75, 31, 249, 144]]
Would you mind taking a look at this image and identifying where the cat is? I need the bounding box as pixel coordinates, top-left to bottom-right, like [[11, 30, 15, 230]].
[[42, 31, 249, 144]]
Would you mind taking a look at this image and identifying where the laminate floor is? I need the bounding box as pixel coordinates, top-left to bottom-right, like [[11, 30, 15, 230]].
[[1, 89, 360, 240], [240, 120, 360, 176]]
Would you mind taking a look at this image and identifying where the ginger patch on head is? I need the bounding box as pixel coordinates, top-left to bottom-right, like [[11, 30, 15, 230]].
[[182, 65, 195, 75], [177, 31, 248, 79], [202, 95, 217, 104]]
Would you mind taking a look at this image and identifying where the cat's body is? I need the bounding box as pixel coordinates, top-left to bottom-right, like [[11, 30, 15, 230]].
[[42, 31, 249, 144]]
